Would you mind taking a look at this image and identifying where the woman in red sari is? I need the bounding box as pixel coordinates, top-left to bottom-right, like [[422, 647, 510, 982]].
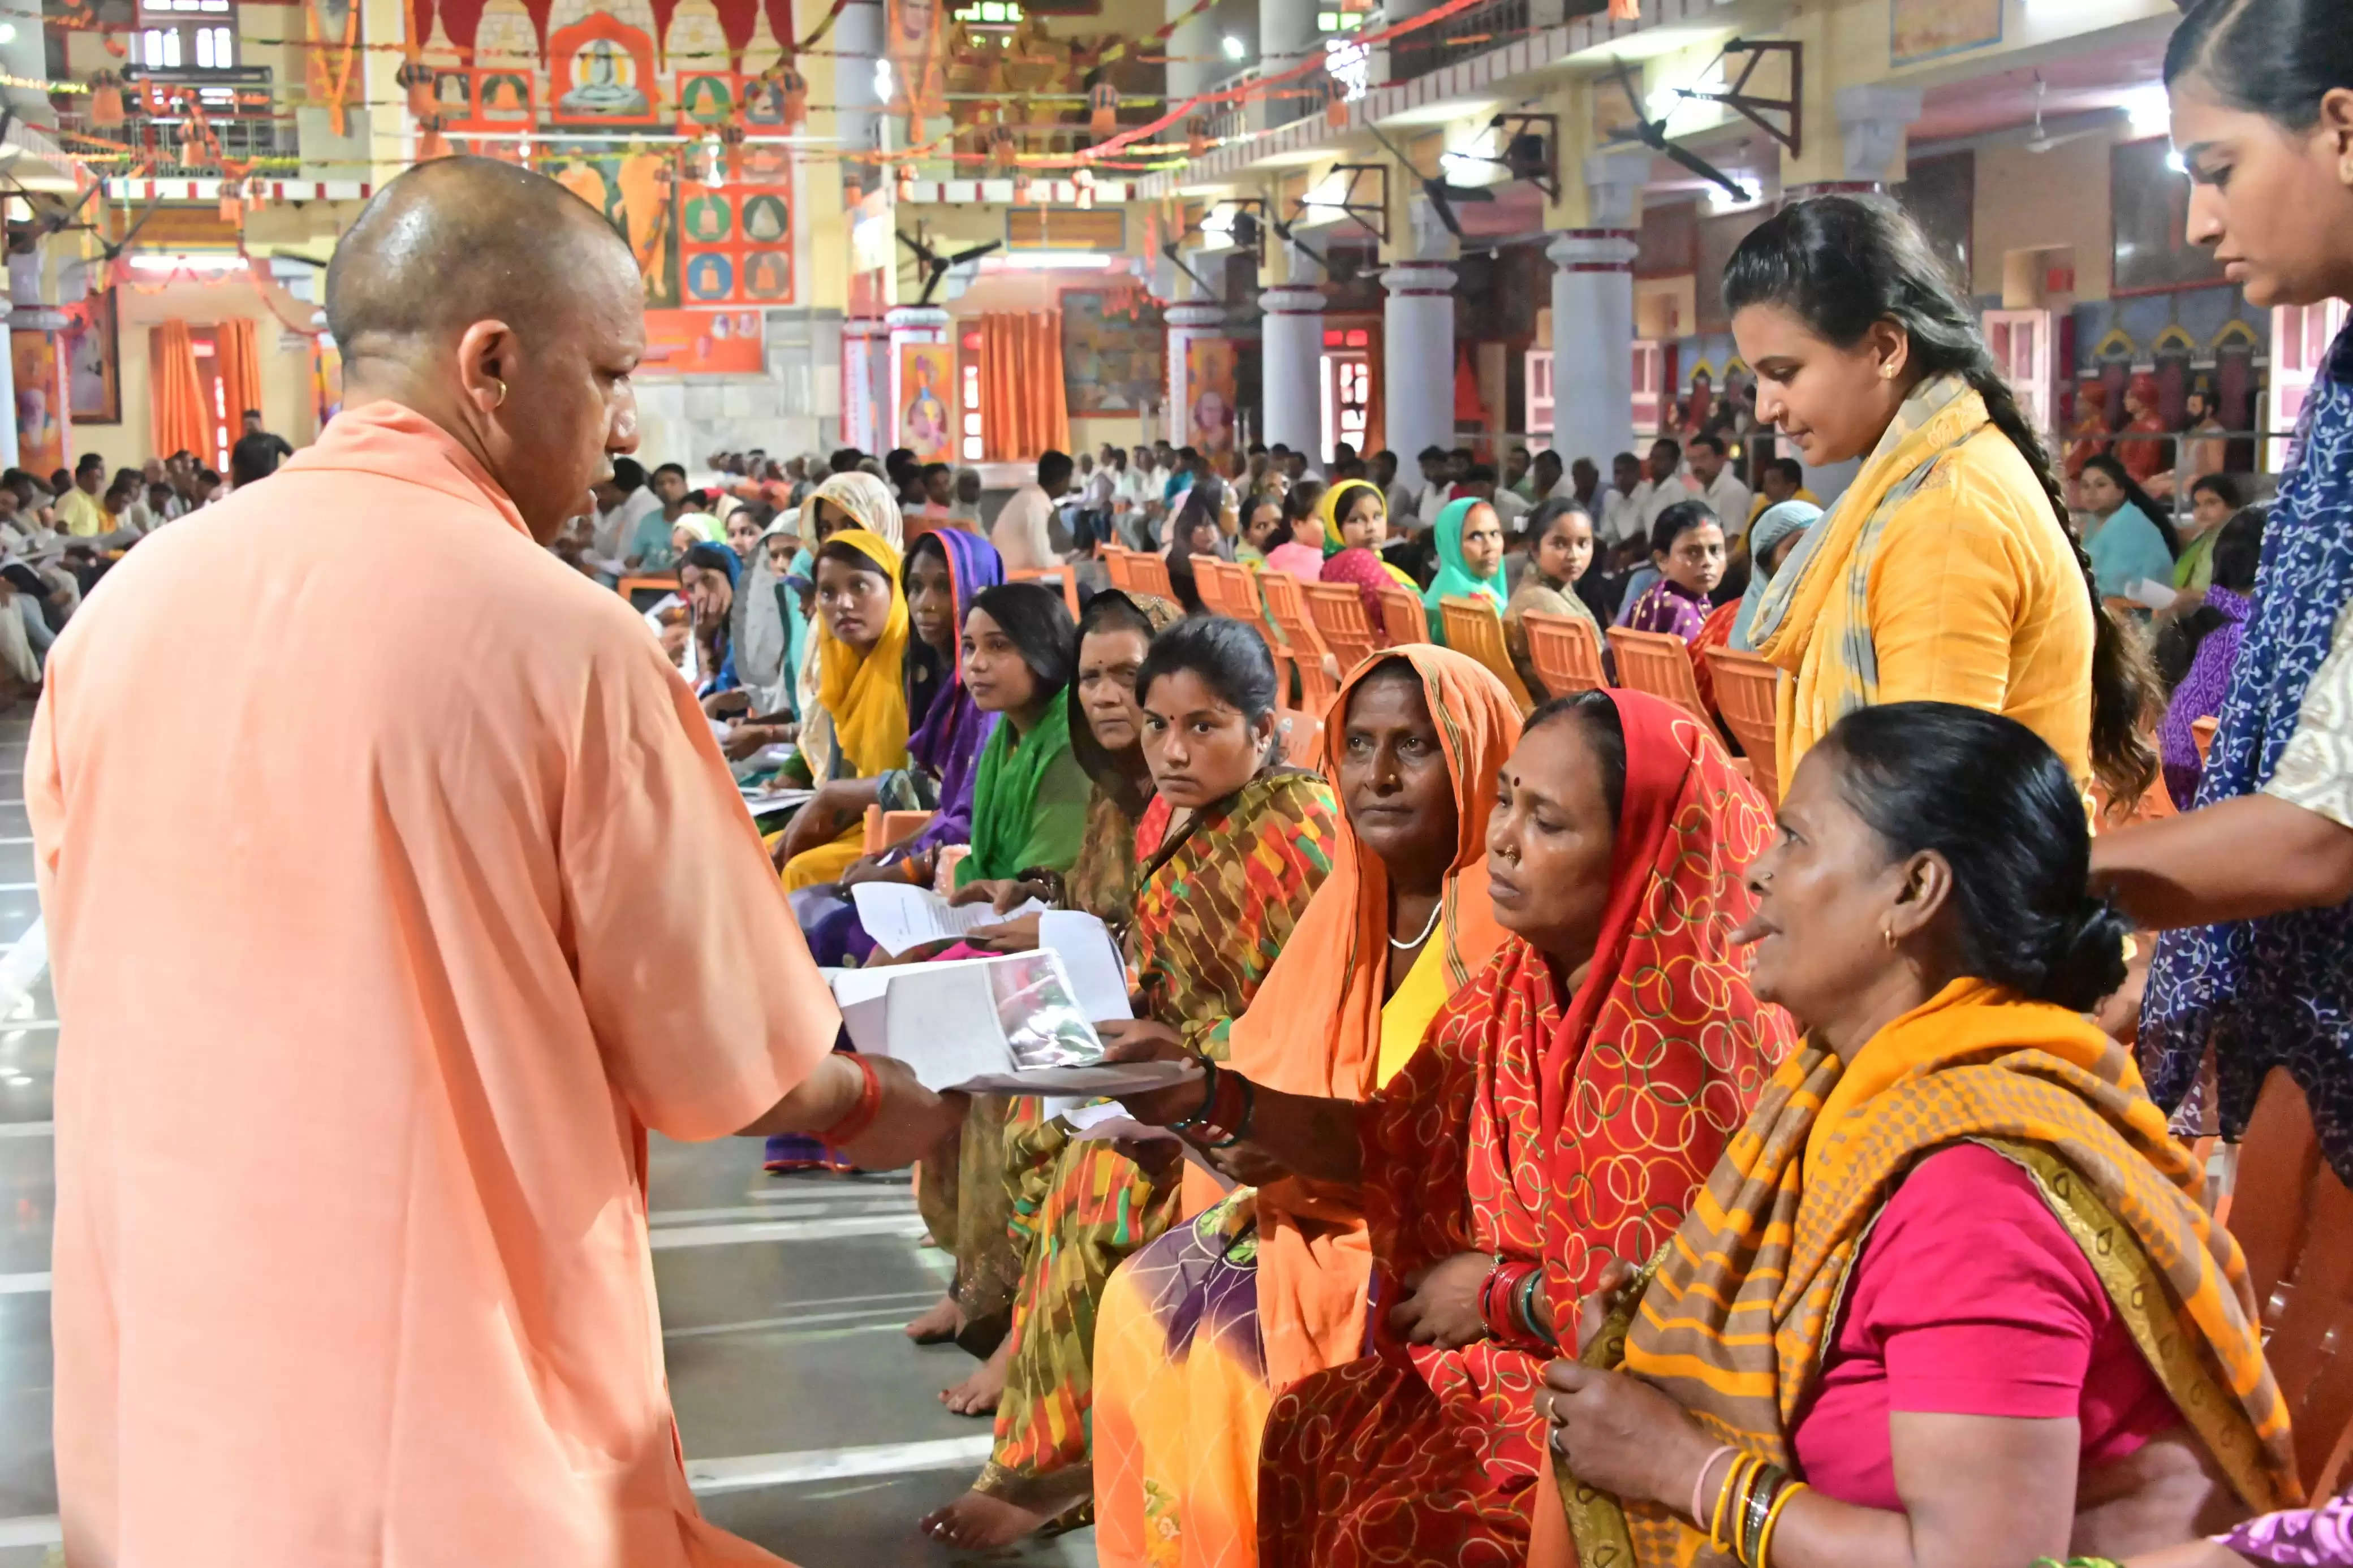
[[1124, 689, 1795, 1565]]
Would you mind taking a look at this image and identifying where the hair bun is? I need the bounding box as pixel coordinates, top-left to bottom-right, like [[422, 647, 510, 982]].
[[2039, 896, 2132, 1014]]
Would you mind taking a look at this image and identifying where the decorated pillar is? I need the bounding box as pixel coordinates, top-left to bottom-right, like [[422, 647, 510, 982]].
[[1163, 297, 1226, 449], [1258, 284, 1324, 461], [1381, 260, 1455, 468], [1546, 150, 1649, 471], [841, 316, 890, 456], [883, 303, 951, 458]]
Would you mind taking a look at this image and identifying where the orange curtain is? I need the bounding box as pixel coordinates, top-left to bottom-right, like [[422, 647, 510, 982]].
[[978, 310, 1071, 462], [217, 318, 265, 443], [1361, 327, 1386, 460], [149, 320, 209, 461]]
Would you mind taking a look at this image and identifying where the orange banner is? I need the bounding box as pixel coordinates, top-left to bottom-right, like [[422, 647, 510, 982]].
[[641, 309, 766, 375]]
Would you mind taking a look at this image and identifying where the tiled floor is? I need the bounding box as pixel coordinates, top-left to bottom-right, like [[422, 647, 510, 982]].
[[0, 711, 1091, 1566]]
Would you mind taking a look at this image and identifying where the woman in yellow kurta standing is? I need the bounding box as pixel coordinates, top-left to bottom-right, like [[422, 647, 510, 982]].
[[1729, 195, 2157, 808], [1091, 647, 1522, 1568], [772, 528, 912, 889]]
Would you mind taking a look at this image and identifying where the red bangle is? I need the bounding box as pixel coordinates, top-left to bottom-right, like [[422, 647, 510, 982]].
[[1481, 1260, 1541, 1342], [816, 1053, 882, 1147]]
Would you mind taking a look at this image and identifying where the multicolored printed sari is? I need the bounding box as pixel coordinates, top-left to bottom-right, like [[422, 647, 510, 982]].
[[1561, 977, 2298, 1568], [1093, 649, 1524, 1568], [1257, 692, 1797, 1568], [973, 768, 1341, 1517]]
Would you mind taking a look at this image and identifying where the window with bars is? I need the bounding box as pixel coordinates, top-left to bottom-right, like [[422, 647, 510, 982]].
[[140, 20, 236, 68], [961, 358, 984, 463]]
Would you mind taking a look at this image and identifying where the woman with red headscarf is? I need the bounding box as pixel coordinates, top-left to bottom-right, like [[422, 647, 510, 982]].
[[1107, 689, 1796, 1565]]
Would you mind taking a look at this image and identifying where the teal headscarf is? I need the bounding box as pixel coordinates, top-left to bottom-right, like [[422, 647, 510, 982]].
[[1730, 500, 1823, 653], [1421, 496, 1509, 642]]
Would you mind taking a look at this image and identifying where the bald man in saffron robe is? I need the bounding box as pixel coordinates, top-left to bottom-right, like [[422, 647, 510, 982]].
[[30, 156, 958, 1566]]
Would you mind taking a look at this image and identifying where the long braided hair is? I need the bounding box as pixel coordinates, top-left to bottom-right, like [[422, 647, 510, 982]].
[[1723, 194, 2158, 807]]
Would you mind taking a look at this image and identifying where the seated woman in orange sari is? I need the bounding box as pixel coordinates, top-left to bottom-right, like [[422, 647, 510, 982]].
[[1110, 689, 1796, 1566], [1089, 646, 1525, 1567], [1537, 703, 2294, 1568]]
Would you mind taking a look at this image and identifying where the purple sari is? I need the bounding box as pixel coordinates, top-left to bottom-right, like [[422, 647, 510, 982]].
[[2158, 586, 2250, 811], [893, 528, 1005, 861]]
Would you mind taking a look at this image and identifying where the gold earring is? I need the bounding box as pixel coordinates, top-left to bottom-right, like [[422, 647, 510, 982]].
[[489, 377, 509, 408], [1882, 925, 1898, 949], [1881, 364, 1898, 380]]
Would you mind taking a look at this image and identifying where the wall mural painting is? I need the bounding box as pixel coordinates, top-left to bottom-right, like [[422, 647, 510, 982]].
[[553, 149, 682, 306], [1890, 0, 2001, 67], [680, 182, 795, 305], [1061, 289, 1162, 417]]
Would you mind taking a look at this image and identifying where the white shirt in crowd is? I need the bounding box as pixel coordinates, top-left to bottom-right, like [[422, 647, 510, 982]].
[[1083, 466, 1118, 510], [1385, 481, 1423, 530], [1691, 468, 1753, 532], [1600, 485, 1648, 546], [992, 482, 1058, 571], [1631, 476, 1697, 542], [597, 486, 662, 562], [1489, 487, 1531, 532]]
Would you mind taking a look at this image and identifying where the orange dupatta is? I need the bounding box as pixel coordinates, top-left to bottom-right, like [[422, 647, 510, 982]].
[[1218, 646, 1522, 1392]]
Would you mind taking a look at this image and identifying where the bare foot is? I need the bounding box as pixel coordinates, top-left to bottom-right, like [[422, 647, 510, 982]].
[[919, 1490, 1059, 1550], [940, 1337, 1010, 1416], [903, 1294, 963, 1345]]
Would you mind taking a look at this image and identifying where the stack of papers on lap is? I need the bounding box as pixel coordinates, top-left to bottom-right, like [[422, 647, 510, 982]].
[[740, 785, 812, 814], [849, 882, 1049, 954]]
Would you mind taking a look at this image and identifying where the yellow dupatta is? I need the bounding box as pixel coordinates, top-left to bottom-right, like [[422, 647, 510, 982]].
[[1561, 977, 2298, 1568], [1747, 374, 1989, 790], [812, 528, 911, 778]]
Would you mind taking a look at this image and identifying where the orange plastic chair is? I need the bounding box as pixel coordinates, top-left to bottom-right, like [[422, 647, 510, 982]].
[[1438, 597, 1536, 715], [1607, 628, 1712, 724], [1275, 709, 1323, 767], [1126, 551, 1175, 602], [2193, 715, 2220, 764], [1373, 581, 1429, 647], [1705, 648, 1781, 795], [1100, 545, 1134, 593], [1009, 564, 1083, 619], [860, 804, 933, 854], [1519, 610, 1607, 697], [1304, 582, 1384, 679], [617, 573, 679, 612], [1196, 560, 1299, 697], [1259, 571, 1341, 717], [2223, 1068, 2353, 1496]]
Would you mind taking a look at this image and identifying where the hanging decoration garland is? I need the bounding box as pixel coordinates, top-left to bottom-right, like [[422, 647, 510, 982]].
[[304, 0, 361, 137]]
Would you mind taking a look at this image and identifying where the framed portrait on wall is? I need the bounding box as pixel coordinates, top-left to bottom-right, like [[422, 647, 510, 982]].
[[66, 288, 120, 425]]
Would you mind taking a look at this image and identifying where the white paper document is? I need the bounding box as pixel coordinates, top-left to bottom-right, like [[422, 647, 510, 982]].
[[850, 883, 1051, 956], [828, 949, 1145, 1093], [2127, 577, 2179, 612]]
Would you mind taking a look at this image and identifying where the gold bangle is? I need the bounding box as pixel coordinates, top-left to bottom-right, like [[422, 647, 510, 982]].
[[1753, 1479, 1807, 1568], [1710, 1454, 1759, 1555]]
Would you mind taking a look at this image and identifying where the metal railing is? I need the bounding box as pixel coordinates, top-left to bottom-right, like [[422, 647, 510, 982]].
[[51, 109, 294, 179]]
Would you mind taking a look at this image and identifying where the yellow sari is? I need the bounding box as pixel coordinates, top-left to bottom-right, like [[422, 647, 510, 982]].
[[782, 527, 912, 889]]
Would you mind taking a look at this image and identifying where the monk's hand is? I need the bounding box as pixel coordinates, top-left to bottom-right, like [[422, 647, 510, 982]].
[[834, 1055, 968, 1172], [1539, 1361, 1715, 1510], [1575, 1259, 1639, 1357], [1390, 1250, 1492, 1349]]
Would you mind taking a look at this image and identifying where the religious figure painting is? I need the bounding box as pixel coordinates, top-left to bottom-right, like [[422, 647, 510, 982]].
[[549, 13, 661, 124], [1890, 0, 2001, 66], [1183, 336, 1238, 454], [1061, 289, 1161, 416], [899, 342, 955, 463], [65, 288, 120, 425], [11, 331, 64, 477]]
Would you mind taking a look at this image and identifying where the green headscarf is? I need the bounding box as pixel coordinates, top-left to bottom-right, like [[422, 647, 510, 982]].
[[958, 694, 1076, 884], [1420, 496, 1509, 641]]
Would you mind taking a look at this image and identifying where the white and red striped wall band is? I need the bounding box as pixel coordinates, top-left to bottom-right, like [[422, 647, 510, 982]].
[[105, 178, 376, 202]]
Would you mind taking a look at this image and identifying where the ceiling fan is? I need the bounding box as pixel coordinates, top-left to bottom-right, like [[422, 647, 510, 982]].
[[897, 228, 1002, 305], [1362, 122, 1492, 240], [1604, 58, 1752, 203], [2023, 74, 2112, 154]]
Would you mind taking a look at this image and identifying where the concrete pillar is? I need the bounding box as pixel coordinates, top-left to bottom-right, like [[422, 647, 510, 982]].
[[883, 303, 950, 452], [1546, 231, 1638, 469], [1163, 299, 1225, 447], [1258, 284, 1324, 461], [1163, 0, 1219, 106], [1381, 260, 1455, 465], [1784, 85, 1923, 203], [841, 316, 889, 456]]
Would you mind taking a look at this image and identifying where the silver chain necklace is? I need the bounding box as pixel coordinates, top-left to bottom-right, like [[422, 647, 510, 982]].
[[1390, 899, 1443, 951]]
